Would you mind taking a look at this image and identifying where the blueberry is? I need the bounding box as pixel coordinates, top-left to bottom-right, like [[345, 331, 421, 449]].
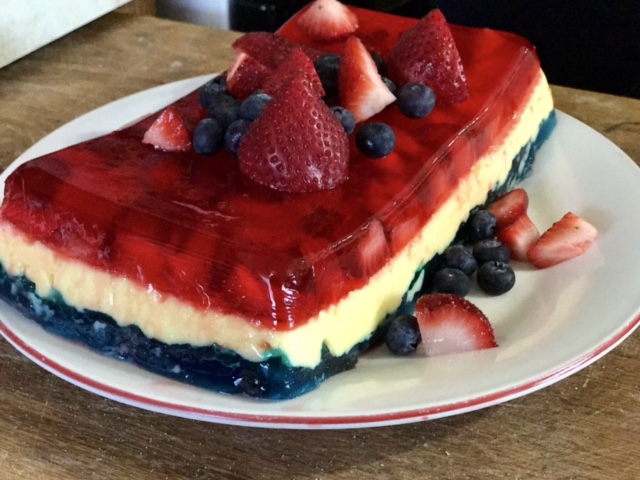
[[473, 239, 510, 265], [371, 51, 386, 75], [385, 314, 422, 355], [396, 83, 436, 119], [468, 209, 498, 242], [330, 106, 356, 135], [356, 123, 396, 158], [477, 261, 516, 295], [240, 92, 271, 121], [224, 118, 251, 157], [432, 267, 471, 297], [206, 93, 240, 129], [443, 244, 477, 276], [381, 77, 397, 95], [198, 76, 228, 110], [314, 54, 341, 100], [193, 118, 223, 156]]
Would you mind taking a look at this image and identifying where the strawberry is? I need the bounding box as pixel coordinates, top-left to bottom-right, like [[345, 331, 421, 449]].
[[415, 294, 497, 356], [142, 106, 191, 152], [260, 48, 325, 98], [496, 213, 540, 262], [237, 76, 349, 192], [487, 188, 530, 230], [387, 9, 468, 104], [296, 0, 359, 41], [226, 52, 270, 100], [338, 36, 396, 122], [353, 218, 391, 278], [527, 212, 598, 268], [232, 32, 324, 70]]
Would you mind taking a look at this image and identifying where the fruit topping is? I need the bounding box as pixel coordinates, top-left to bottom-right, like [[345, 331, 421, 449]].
[[356, 123, 396, 158], [142, 106, 192, 152], [396, 83, 436, 119], [314, 53, 341, 101], [224, 118, 251, 157], [237, 76, 349, 192], [527, 212, 598, 268], [338, 36, 396, 122], [261, 48, 325, 98], [473, 238, 510, 265], [432, 267, 471, 297], [496, 213, 540, 262], [239, 92, 272, 121], [232, 32, 323, 70], [296, 0, 359, 41], [477, 261, 516, 295], [192, 118, 223, 156], [467, 209, 498, 242], [415, 294, 497, 356], [198, 76, 228, 110], [443, 244, 477, 276], [388, 9, 468, 104], [385, 314, 421, 356], [205, 92, 241, 130], [330, 106, 356, 134], [225, 52, 270, 100], [487, 188, 529, 230], [347, 217, 391, 278]]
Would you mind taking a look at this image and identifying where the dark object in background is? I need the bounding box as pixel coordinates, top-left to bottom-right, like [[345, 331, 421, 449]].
[[228, 0, 640, 99]]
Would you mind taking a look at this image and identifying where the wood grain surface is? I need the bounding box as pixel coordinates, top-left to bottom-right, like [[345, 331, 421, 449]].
[[1, 12, 640, 480]]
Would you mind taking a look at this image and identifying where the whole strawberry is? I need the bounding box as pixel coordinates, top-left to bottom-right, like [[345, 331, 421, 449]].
[[238, 76, 349, 193], [388, 9, 468, 104]]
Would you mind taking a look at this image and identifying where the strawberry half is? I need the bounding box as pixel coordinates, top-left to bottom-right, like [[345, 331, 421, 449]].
[[226, 52, 270, 100], [415, 293, 497, 356], [527, 212, 598, 268], [232, 32, 324, 70], [238, 76, 349, 192], [296, 0, 359, 41], [388, 9, 468, 104], [487, 188, 530, 230], [338, 36, 396, 122], [142, 106, 191, 152], [497, 213, 540, 262], [261, 48, 325, 98]]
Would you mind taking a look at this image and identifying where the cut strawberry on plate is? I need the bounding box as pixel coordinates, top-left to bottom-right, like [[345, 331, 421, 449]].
[[338, 36, 396, 122], [415, 293, 497, 356], [387, 9, 468, 104], [527, 212, 598, 268], [142, 106, 191, 152], [296, 0, 359, 41], [488, 188, 530, 230], [261, 48, 325, 98], [497, 212, 540, 262], [238, 75, 349, 192]]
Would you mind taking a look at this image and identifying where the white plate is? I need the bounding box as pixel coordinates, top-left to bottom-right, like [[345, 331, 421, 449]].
[[1, 77, 640, 429]]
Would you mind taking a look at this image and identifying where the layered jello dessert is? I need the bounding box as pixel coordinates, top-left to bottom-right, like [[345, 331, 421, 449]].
[[0, 3, 556, 399]]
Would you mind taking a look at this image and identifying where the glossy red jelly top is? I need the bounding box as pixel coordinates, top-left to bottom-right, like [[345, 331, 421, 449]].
[[1, 7, 542, 331]]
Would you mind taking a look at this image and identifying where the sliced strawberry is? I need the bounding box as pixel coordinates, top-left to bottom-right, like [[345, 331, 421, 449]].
[[142, 106, 191, 152], [232, 32, 324, 70], [353, 218, 391, 278], [415, 293, 497, 356], [238, 76, 349, 192], [388, 9, 468, 104], [261, 48, 325, 98], [487, 188, 530, 230], [226, 52, 270, 100], [497, 213, 540, 262], [527, 212, 598, 269], [296, 0, 359, 41], [338, 36, 396, 122]]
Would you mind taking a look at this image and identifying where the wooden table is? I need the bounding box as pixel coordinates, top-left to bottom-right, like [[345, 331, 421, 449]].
[[1, 12, 640, 480]]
